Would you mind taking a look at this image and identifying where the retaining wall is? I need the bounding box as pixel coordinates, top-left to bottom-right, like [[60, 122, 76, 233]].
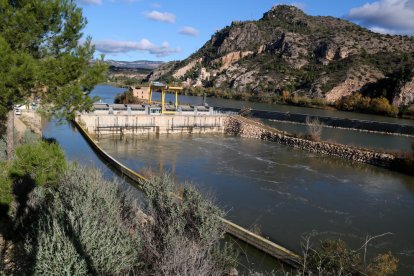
[[224, 116, 396, 169], [215, 106, 414, 136]]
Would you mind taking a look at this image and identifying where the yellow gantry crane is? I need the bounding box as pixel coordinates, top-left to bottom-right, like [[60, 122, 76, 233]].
[[149, 82, 183, 114]]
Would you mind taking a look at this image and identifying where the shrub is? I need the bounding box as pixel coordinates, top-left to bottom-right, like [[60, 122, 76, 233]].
[[0, 163, 13, 216], [308, 239, 362, 275], [20, 168, 234, 275], [141, 174, 237, 275], [367, 251, 398, 276], [28, 218, 89, 275], [301, 237, 399, 276], [306, 116, 323, 141], [370, 97, 398, 117], [336, 93, 398, 117], [20, 130, 40, 145], [25, 166, 142, 275], [0, 137, 6, 162], [9, 140, 67, 188]]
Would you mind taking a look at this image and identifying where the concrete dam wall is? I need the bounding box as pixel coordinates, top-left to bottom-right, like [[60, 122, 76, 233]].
[[77, 114, 227, 136]]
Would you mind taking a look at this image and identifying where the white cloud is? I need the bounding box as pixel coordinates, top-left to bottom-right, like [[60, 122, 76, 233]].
[[348, 0, 414, 35], [179, 26, 199, 37], [93, 39, 181, 57], [273, 2, 306, 11], [152, 2, 161, 8], [291, 2, 306, 10], [145, 10, 176, 23], [77, 0, 102, 5], [369, 26, 397, 35]]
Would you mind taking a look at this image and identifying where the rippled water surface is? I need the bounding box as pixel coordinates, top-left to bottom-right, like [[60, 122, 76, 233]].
[[97, 133, 414, 275]]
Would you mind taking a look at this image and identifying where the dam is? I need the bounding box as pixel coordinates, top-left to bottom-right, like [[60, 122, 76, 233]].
[[77, 103, 230, 136]]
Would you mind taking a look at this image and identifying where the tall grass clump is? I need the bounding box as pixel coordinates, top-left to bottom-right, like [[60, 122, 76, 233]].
[[306, 116, 323, 141], [141, 174, 237, 275]]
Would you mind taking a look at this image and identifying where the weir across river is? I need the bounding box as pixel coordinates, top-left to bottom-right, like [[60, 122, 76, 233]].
[[215, 106, 414, 136]]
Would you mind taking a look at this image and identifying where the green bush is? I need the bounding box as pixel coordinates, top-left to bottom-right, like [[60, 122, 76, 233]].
[[0, 162, 13, 215], [0, 137, 6, 162], [29, 218, 89, 275], [9, 140, 67, 188], [370, 97, 398, 117], [336, 93, 398, 117], [10, 165, 235, 275], [25, 166, 142, 275]]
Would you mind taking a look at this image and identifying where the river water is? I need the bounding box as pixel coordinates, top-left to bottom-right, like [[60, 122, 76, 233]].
[[44, 85, 414, 275], [91, 85, 414, 152]]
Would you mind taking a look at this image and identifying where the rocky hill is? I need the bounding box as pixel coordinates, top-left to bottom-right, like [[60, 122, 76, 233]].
[[107, 60, 164, 70], [150, 5, 414, 107]]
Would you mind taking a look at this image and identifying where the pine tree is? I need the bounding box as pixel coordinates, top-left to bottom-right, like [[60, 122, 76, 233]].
[[0, 0, 108, 158]]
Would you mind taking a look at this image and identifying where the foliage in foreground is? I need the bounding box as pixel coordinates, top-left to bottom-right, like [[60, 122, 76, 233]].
[[24, 166, 142, 275], [141, 174, 236, 275], [0, 162, 12, 215], [301, 238, 398, 276], [9, 140, 67, 188], [9, 167, 236, 275]]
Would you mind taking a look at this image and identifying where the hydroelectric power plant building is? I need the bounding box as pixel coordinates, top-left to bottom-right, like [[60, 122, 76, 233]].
[[77, 82, 230, 136]]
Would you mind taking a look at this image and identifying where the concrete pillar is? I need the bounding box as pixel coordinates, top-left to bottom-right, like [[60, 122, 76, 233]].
[[109, 106, 113, 115], [127, 106, 131, 115], [209, 107, 213, 115], [194, 106, 198, 116]]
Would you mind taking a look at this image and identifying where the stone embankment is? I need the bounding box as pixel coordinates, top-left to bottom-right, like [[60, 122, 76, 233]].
[[224, 116, 396, 168], [216, 107, 414, 136]]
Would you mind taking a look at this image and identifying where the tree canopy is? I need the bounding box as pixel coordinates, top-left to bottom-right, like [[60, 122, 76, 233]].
[[0, 0, 108, 125]]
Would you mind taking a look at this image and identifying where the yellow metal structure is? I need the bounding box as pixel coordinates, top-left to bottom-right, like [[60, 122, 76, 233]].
[[149, 82, 183, 114]]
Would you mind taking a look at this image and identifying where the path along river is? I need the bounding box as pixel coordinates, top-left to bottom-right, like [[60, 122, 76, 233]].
[[43, 85, 414, 275]]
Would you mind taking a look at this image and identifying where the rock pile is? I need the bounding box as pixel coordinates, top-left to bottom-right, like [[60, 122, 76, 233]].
[[224, 116, 395, 168]]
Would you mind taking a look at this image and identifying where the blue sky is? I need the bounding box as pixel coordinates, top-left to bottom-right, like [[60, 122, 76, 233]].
[[77, 0, 414, 61]]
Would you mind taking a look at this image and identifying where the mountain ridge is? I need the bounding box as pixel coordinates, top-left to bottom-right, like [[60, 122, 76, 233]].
[[149, 5, 414, 109], [106, 60, 164, 70]]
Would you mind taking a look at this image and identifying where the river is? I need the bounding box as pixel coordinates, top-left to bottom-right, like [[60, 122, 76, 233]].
[[44, 85, 414, 275]]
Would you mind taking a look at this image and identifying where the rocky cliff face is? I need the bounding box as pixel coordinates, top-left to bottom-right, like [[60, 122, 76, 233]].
[[151, 5, 414, 107], [393, 77, 414, 106]]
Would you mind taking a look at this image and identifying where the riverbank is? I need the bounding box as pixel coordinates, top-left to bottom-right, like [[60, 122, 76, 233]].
[[224, 115, 414, 175]]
